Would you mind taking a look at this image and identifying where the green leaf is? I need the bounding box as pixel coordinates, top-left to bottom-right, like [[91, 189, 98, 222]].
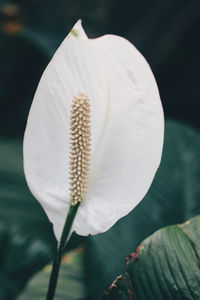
[[86, 121, 200, 299], [18, 248, 86, 300], [0, 138, 55, 246], [101, 215, 200, 299], [0, 223, 52, 299]]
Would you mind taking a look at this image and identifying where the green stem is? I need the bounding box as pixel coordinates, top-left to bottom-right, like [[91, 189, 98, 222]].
[[46, 203, 80, 300]]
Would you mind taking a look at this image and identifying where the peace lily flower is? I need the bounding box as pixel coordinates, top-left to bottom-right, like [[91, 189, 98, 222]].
[[23, 20, 164, 242]]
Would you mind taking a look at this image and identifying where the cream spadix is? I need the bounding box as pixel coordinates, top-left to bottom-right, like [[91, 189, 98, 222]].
[[69, 93, 91, 206], [23, 20, 164, 241]]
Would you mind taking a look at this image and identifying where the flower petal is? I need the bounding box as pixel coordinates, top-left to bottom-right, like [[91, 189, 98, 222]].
[[68, 20, 88, 40], [24, 22, 164, 240], [73, 34, 164, 235], [23, 23, 108, 240]]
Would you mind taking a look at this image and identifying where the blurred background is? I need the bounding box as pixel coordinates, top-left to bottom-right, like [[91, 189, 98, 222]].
[[0, 0, 200, 299]]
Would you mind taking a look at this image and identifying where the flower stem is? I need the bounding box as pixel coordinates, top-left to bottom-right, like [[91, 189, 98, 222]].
[[46, 203, 80, 300]]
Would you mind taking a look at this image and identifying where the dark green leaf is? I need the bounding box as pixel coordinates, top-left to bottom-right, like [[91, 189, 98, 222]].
[[18, 248, 86, 300], [102, 215, 200, 300], [0, 138, 55, 246], [0, 223, 52, 299], [86, 121, 200, 299]]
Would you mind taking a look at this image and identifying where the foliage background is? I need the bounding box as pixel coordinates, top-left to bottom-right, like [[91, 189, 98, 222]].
[[0, 0, 200, 299]]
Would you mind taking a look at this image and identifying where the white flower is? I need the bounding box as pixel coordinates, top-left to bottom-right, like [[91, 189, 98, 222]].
[[23, 20, 164, 241]]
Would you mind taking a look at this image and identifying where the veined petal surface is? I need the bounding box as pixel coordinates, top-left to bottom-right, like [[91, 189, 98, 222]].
[[73, 34, 164, 235]]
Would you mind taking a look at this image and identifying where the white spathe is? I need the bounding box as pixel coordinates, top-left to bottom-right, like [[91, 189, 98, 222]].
[[23, 20, 164, 241]]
